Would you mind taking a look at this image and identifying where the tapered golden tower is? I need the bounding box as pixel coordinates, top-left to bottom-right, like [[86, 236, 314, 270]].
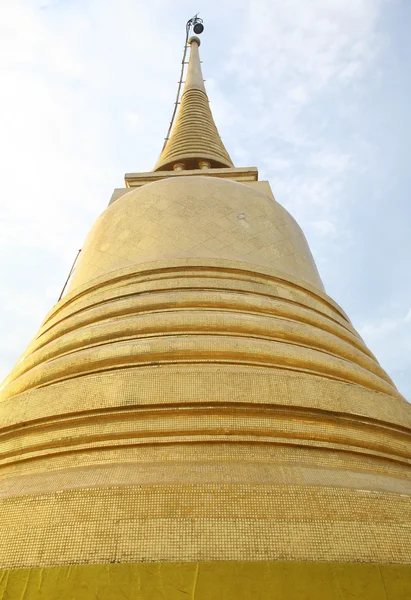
[[0, 30, 410, 600]]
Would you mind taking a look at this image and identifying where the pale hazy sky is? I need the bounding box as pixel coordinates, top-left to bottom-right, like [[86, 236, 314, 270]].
[[0, 0, 410, 398]]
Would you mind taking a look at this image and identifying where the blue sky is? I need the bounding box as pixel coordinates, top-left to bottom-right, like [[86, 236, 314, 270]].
[[0, 0, 410, 398]]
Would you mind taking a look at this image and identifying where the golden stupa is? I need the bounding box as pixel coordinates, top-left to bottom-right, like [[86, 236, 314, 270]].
[[0, 27, 410, 600]]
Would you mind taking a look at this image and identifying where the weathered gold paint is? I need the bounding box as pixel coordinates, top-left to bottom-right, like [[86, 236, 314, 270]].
[[0, 30, 410, 598], [1, 562, 411, 600]]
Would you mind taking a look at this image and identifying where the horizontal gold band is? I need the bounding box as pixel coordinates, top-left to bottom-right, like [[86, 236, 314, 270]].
[[1, 561, 410, 599], [1, 401, 410, 469], [47, 260, 349, 325], [3, 334, 398, 400], [1, 483, 411, 567]]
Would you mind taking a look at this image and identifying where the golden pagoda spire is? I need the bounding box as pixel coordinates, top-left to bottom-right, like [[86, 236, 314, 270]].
[[1, 16, 411, 598], [154, 35, 234, 172]]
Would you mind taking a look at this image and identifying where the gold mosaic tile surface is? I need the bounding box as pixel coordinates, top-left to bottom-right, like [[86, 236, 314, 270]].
[[0, 177, 410, 571], [0, 483, 410, 567], [67, 178, 324, 291]]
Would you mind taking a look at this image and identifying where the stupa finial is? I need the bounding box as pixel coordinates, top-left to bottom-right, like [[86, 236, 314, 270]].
[[153, 23, 234, 172], [184, 36, 206, 94]]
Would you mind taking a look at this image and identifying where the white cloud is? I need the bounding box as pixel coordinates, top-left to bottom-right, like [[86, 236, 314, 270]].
[[263, 156, 292, 172], [214, 0, 380, 255], [309, 150, 352, 172], [311, 220, 338, 238], [228, 0, 381, 124], [359, 310, 411, 398]]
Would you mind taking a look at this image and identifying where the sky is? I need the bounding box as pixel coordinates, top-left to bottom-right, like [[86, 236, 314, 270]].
[[0, 0, 410, 398]]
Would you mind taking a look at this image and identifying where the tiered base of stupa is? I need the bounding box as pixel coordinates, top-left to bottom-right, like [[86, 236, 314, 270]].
[[1, 178, 410, 598]]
